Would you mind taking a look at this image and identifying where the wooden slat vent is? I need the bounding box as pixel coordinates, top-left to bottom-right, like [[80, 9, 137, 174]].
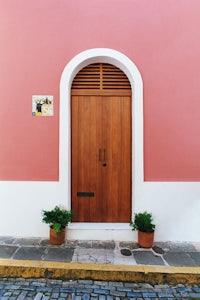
[[72, 63, 131, 90]]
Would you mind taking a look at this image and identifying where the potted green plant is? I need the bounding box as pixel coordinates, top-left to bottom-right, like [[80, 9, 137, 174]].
[[129, 211, 155, 248], [42, 205, 73, 245]]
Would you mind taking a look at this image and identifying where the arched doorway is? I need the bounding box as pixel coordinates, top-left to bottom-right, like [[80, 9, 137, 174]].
[[71, 63, 131, 222], [60, 49, 143, 240]]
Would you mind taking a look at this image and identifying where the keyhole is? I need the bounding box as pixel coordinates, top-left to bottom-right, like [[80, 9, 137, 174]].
[[102, 162, 107, 167]]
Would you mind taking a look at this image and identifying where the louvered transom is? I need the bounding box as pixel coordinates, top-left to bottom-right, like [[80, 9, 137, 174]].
[[72, 63, 131, 91], [102, 64, 131, 90], [72, 63, 100, 90]]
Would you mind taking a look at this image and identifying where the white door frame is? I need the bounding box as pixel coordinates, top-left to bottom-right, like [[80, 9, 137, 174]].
[[60, 48, 143, 236]]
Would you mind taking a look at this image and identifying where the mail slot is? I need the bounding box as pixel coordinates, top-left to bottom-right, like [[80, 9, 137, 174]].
[[77, 192, 94, 197]]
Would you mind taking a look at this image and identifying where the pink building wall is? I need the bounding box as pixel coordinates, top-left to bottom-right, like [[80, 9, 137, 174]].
[[1, 0, 200, 181]]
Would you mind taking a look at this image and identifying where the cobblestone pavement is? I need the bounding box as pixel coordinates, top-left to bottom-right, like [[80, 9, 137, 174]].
[[0, 278, 200, 299]]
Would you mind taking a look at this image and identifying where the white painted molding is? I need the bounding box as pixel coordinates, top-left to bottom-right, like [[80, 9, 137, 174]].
[[59, 48, 144, 218]]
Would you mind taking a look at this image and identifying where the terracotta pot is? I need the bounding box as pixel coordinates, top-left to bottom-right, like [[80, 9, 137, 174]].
[[50, 227, 66, 245], [138, 230, 154, 248]]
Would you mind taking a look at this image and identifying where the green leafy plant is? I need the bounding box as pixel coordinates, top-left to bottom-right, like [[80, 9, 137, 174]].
[[129, 211, 155, 233], [42, 205, 73, 233]]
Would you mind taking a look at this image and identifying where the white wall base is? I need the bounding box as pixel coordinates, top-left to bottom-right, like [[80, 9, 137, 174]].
[[1, 181, 200, 242]]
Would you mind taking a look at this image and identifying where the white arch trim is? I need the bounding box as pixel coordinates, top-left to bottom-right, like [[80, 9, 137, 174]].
[[60, 48, 143, 235]]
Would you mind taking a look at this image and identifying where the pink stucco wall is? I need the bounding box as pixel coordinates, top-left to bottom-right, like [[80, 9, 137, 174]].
[[1, 0, 200, 181]]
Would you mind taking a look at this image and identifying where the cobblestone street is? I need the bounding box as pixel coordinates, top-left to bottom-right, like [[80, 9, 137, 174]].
[[0, 278, 200, 299]]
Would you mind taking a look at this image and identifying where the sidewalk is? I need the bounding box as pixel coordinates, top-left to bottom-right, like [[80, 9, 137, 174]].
[[0, 236, 200, 284]]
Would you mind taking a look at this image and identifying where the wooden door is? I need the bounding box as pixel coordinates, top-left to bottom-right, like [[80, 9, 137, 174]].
[[71, 63, 131, 222]]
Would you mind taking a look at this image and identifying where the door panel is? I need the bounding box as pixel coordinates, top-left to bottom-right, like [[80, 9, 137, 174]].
[[102, 96, 131, 222], [71, 95, 131, 222], [71, 96, 102, 221]]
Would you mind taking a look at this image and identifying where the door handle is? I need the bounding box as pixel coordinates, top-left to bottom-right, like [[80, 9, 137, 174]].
[[102, 149, 107, 166], [98, 149, 102, 161], [99, 148, 106, 163], [103, 148, 106, 161]]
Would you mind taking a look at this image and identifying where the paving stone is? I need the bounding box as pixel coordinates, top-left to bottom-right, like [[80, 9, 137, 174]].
[[60, 292, 68, 297], [60, 287, 76, 292], [21, 285, 36, 291], [93, 289, 109, 295], [32, 281, 46, 287], [27, 292, 35, 297], [157, 292, 174, 297], [164, 252, 197, 266], [109, 281, 123, 287], [78, 280, 93, 285], [84, 284, 98, 290], [119, 241, 139, 249], [4, 292, 12, 296], [101, 285, 116, 291], [92, 241, 115, 249], [13, 238, 41, 246], [117, 286, 132, 292], [0, 245, 18, 258], [177, 286, 193, 292], [43, 247, 74, 262], [188, 252, 200, 266], [133, 250, 165, 265], [124, 282, 139, 288], [0, 236, 15, 244], [98, 296, 106, 300], [94, 281, 109, 286], [73, 248, 113, 264], [5, 284, 19, 290], [16, 291, 28, 299], [83, 295, 90, 300], [110, 290, 126, 297], [189, 292, 200, 298], [156, 242, 197, 252], [76, 288, 93, 293], [106, 296, 114, 300], [77, 241, 92, 248], [39, 239, 51, 246], [142, 292, 157, 297], [51, 292, 59, 298], [13, 246, 46, 260], [33, 293, 43, 300], [140, 283, 154, 289], [13, 291, 21, 296]]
